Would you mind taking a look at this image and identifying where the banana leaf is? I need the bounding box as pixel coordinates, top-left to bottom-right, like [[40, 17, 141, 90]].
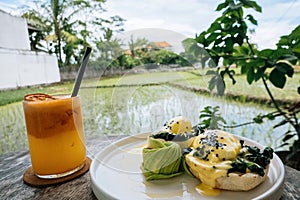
[[141, 136, 183, 180]]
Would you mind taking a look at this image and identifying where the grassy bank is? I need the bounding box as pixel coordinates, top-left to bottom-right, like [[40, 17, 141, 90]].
[[0, 81, 74, 106], [173, 70, 300, 106], [0, 69, 299, 107]]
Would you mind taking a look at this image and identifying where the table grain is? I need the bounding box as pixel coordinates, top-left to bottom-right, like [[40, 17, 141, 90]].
[[0, 135, 299, 200]]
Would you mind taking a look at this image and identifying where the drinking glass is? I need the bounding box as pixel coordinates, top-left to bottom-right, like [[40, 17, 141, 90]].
[[23, 94, 86, 179]]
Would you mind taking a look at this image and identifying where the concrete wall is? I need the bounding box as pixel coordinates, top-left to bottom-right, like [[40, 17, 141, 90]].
[[0, 49, 60, 89], [0, 10, 30, 50], [0, 10, 60, 90]]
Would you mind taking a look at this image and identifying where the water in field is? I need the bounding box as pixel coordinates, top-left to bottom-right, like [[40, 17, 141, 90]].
[[0, 85, 290, 155]]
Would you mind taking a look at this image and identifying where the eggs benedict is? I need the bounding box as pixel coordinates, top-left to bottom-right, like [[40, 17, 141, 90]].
[[152, 116, 197, 148], [184, 129, 273, 191]]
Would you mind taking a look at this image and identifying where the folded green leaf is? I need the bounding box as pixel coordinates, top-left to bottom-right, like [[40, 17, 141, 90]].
[[141, 137, 183, 180]]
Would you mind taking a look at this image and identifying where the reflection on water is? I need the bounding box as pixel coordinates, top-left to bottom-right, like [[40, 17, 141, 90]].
[[0, 85, 289, 154], [81, 85, 287, 149]]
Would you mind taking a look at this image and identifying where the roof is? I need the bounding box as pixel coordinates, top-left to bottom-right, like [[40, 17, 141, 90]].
[[151, 41, 172, 48], [27, 24, 42, 32]]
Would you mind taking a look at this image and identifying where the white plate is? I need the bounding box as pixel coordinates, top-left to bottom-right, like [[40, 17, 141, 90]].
[[90, 132, 285, 200]]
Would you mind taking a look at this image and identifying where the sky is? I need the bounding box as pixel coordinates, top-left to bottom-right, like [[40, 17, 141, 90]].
[[0, 0, 299, 51]]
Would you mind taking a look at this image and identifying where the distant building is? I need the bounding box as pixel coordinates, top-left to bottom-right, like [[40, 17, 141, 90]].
[[0, 10, 60, 90], [124, 41, 173, 56], [148, 41, 172, 51]]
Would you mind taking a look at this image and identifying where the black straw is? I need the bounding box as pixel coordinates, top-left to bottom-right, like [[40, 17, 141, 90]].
[[71, 47, 92, 97]]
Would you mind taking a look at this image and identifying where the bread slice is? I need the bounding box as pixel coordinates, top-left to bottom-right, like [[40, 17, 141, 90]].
[[215, 168, 268, 191]]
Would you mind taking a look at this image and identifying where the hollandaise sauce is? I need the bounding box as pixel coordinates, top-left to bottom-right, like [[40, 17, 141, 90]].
[[185, 130, 242, 188], [195, 183, 221, 196]]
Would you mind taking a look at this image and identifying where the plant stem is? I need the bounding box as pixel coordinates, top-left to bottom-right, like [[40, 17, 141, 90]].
[[238, 8, 299, 136], [219, 121, 255, 128]]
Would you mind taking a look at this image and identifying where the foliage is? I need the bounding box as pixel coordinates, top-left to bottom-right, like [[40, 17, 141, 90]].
[[21, 0, 124, 68], [154, 50, 179, 65], [181, 38, 210, 67], [197, 106, 226, 130], [91, 39, 124, 70], [190, 0, 300, 169], [128, 37, 150, 58]]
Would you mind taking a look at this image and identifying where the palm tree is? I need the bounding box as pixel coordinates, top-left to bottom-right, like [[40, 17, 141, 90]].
[[22, 0, 124, 68]]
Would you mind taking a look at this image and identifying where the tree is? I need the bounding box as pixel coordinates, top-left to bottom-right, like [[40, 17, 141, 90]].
[[92, 36, 124, 71], [128, 36, 150, 58], [21, 0, 124, 68], [181, 38, 209, 67], [190, 0, 300, 169]]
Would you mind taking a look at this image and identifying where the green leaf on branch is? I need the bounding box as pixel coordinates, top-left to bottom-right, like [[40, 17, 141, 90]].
[[228, 2, 243, 10], [269, 68, 286, 88], [275, 62, 294, 77], [216, 2, 228, 11], [206, 70, 217, 76], [216, 77, 225, 95], [254, 66, 266, 81], [208, 70, 225, 95], [246, 14, 258, 25], [258, 49, 273, 57], [241, 63, 249, 74], [247, 66, 255, 84], [293, 47, 300, 54], [221, 68, 236, 85], [278, 54, 298, 65], [198, 106, 226, 129], [208, 76, 217, 91], [195, 32, 207, 46], [241, 0, 262, 12], [253, 114, 263, 124], [208, 21, 222, 32], [206, 32, 220, 44], [266, 113, 275, 120], [234, 33, 245, 46], [224, 38, 234, 53]]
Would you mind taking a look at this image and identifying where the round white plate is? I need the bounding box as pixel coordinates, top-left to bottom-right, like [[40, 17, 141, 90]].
[[90, 132, 285, 200]]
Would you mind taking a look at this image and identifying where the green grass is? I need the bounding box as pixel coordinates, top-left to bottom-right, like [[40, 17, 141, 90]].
[[0, 82, 74, 106], [174, 70, 300, 103], [0, 69, 299, 106]]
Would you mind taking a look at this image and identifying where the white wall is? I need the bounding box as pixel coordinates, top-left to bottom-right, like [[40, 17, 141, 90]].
[[0, 49, 60, 90], [0, 10, 30, 50], [0, 10, 60, 90]]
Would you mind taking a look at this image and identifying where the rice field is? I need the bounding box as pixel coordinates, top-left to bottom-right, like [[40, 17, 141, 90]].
[[0, 69, 298, 154]]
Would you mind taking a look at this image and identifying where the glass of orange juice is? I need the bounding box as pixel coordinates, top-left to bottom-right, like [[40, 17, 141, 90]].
[[23, 93, 86, 179]]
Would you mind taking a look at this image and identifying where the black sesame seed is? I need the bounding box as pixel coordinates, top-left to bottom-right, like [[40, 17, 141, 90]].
[[222, 158, 225, 161], [176, 121, 179, 124], [216, 154, 219, 157], [220, 137, 224, 139]]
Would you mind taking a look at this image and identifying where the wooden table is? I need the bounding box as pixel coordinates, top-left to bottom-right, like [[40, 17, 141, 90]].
[[0, 135, 299, 200]]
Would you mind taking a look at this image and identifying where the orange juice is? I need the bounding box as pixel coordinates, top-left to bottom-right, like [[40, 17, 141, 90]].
[[23, 94, 86, 178]]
